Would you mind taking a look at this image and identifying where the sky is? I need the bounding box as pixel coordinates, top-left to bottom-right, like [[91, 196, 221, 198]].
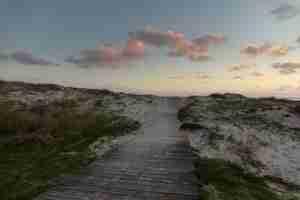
[[1, 0, 300, 97]]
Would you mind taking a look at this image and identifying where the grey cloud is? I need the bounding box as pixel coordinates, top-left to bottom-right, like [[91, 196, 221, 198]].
[[192, 35, 225, 47], [273, 62, 300, 75], [11, 50, 59, 66], [241, 43, 289, 57], [241, 43, 272, 56], [129, 28, 180, 47], [65, 56, 81, 65], [271, 3, 299, 20]]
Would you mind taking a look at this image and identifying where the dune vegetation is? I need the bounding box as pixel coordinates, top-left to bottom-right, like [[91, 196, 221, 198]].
[[0, 99, 140, 200], [179, 93, 300, 200]]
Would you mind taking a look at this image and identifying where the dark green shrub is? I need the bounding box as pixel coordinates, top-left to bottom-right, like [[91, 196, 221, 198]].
[[195, 159, 281, 200]]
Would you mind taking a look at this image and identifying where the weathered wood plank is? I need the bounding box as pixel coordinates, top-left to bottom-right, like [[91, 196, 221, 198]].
[[35, 99, 198, 200]]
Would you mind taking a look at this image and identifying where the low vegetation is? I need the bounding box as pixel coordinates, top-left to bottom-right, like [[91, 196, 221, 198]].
[[195, 158, 299, 200], [179, 94, 300, 199], [0, 100, 140, 200]]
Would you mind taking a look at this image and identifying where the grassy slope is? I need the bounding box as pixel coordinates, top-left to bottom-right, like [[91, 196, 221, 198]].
[[0, 100, 140, 200], [178, 94, 300, 200], [195, 159, 282, 200]]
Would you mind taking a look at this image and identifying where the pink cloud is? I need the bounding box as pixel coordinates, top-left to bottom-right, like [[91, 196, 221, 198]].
[[168, 39, 209, 60], [123, 39, 145, 57], [67, 41, 146, 66], [130, 27, 224, 62], [129, 28, 185, 48], [66, 27, 226, 65], [79, 45, 123, 64]]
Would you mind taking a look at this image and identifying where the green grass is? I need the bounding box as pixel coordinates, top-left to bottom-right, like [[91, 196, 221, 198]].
[[194, 158, 280, 200], [0, 101, 140, 200], [194, 158, 300, 200]]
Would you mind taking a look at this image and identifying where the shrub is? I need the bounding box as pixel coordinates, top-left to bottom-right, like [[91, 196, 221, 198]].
[[0, 99, 140, 200], [292, 105, 300, 115], [195, 158, 281, 200]]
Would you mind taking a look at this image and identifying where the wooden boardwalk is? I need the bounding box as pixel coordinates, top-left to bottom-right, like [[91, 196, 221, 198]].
[[35, 98, 198, 200]]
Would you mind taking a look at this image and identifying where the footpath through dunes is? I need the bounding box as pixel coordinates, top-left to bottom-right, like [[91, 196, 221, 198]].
[[35, 97, 199, 200]]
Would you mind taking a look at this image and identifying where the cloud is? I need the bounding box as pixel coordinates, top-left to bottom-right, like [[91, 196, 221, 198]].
[[241, 43, 272, 56], [193, 73, 211, 79], [80, 45, 123, 64], [233, 76, 243, 80], [130, 28, 205, 56], [241, 43, 288, 57], [273, 62, 300, 75], [129, 27, 190, 49], [188, 53, 210, 62], [65, 40, 146, 66], [271, 3, 299, 20], [66, 27, 225, 66], [123, 39, 145, 57], [192, 34, 225, 48], [269, 45, 289, 57], [169, 43, 209, 62], [65, 56, 81, 65], [251, 72, 264, 77], [11, 50, 59, 66], [130, 27, 225, 62], [277, 85, 293, 91], [228, 64, 254, 72], [288, 45, 299, 51]]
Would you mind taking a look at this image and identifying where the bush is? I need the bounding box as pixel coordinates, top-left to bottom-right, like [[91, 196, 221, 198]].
[[195, 158, 282, 200], [292, 105, 300, 115], [0, 100, 140, 200]]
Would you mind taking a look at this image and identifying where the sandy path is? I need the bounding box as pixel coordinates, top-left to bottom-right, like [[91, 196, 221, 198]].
[[35, 97, 198, 200]]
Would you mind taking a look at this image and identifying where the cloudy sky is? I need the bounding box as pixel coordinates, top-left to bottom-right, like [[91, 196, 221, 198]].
[[1, 0, 300, 97]]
